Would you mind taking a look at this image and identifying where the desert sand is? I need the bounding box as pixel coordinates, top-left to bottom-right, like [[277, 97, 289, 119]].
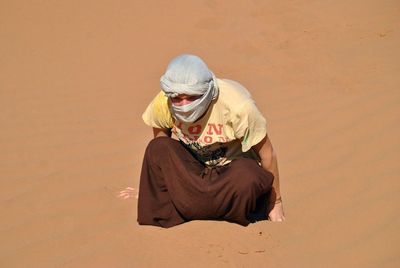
[[1, 0, 399, 267]]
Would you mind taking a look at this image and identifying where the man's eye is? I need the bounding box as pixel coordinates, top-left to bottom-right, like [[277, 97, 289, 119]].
[[189, 96, 201, 101]]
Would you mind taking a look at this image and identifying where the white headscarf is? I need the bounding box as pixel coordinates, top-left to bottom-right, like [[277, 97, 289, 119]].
[[160, 54, 219, 123]]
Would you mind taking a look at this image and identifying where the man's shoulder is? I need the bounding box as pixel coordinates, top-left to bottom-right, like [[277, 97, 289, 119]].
[[217, 79, 254, 109], [142, 91, 174, 129]]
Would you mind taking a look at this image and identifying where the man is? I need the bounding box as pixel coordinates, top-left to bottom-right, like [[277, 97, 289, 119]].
[[137, 54, 285, 228]]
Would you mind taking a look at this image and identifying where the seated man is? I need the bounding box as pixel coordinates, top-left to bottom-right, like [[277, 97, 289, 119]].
[[137, 54, 285, 228]]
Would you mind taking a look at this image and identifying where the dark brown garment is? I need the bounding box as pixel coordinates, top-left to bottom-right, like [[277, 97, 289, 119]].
[[137, 137, 274, 228]]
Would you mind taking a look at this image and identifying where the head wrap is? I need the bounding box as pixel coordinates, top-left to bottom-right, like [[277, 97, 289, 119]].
[[160, 54, 219, 123]]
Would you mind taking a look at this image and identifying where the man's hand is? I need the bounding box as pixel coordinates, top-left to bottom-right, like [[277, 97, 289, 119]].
[[268, 201, 285, 222], [117, 187, 139, 200]]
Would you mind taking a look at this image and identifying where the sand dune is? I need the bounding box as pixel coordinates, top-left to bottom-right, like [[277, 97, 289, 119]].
[[1, 0, 399, 267]]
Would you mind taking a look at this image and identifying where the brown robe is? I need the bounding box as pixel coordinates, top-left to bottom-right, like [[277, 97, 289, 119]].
[[137, 136, 274, 228]]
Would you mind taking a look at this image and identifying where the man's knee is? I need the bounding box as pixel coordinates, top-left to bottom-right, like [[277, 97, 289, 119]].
[[145, 136, 175, 156], [229, 158, 274, 194], [229, 158, 264, 180]]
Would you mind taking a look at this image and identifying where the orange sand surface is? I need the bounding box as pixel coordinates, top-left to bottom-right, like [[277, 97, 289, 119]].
[[1, 0, 399, 267]]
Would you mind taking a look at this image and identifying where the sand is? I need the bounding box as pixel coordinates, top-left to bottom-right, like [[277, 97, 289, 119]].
[[1, 0, 399, 267]]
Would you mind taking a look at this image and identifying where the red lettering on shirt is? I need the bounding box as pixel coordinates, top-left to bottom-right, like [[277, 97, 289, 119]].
[[204, 136, 213, 143], [206, 123, 223, 135], [188, 125, 202, 134]]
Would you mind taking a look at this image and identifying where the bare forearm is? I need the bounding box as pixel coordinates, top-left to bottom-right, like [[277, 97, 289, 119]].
[[254, 136, 282, 199], [261, 152, 281, 199], [258, 139, 285, 221]]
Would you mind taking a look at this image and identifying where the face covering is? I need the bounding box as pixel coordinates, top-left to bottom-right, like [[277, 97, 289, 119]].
[[160, 54, 219, 123]]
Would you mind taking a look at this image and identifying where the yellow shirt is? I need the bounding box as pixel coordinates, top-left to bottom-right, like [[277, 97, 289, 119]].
[[142, 79, 267, 166]]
